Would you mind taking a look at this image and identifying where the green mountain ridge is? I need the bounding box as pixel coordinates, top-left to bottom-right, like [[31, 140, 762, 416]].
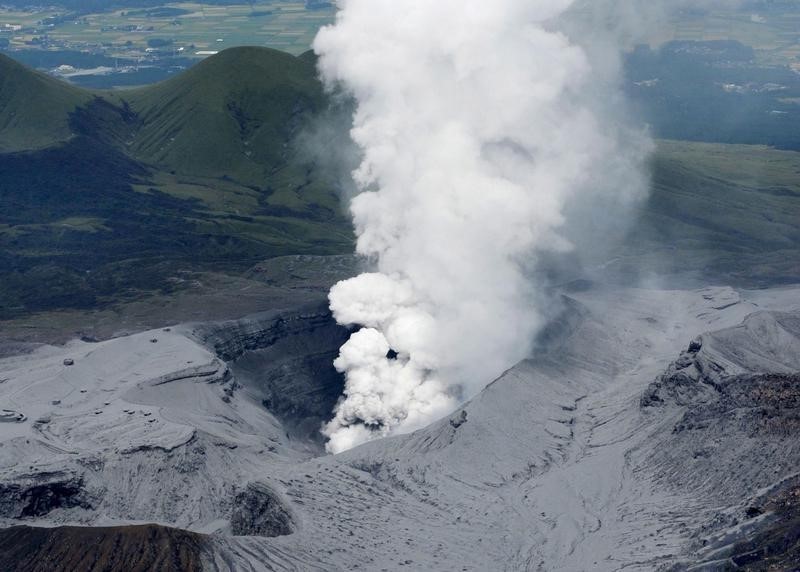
[[1, 47, 328, 184], [125, 46, 326, 184], [0, 53, 90, 152], [0, 47, 352, 318]]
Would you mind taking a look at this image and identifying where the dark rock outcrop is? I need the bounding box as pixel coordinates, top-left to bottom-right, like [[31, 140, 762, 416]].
[[0, 472, 93, 519], [193, 301, 344, 362], [640, 335, 725, 408], [230, 482, 294, 537], [642, 311, 800, 409], [727, 476, 800, 571], [683, 476, 800, 571], [192, 302, 348, 440], [449, 410, 468, 429], [0, 524, 211, 572]]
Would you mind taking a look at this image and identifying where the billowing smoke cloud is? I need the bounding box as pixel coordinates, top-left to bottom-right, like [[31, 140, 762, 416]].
[[314, 0, 652, 453]]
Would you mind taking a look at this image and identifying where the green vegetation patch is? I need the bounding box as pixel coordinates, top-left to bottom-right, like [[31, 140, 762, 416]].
[[0, 46, 352, 319], [0, 53, 91, 151], [617, 140, 800, 286]]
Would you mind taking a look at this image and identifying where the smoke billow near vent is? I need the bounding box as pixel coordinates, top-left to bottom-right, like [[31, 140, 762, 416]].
[[314, 0, 651, 453]]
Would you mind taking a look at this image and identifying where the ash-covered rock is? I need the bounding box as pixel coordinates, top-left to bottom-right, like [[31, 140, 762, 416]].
[[192, 302, 348, 440], [642, 311, 800, 409], [230, 482, 294, 537], [449, 410, 468, 429], [678, 475, 800, 571], [641, 310, 800, 569], [192, 301, 344, 363], [726, 476, 800, 571], [672, 372, 800, 437], [640, 335, 724, 408], [0, 472, 94, 518]]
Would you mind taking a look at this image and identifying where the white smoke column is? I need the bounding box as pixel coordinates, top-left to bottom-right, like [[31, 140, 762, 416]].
[[315, 0, 651, 453]]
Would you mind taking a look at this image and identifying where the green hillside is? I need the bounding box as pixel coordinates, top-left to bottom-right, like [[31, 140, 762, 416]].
[[618, 140, 800, 286], [0, 47, 352, 319], [122, 48, 342, 220], [125, 47, 324, 184], [0, 53, 90, 152]]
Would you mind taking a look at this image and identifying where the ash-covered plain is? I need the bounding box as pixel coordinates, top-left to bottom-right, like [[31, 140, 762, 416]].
[[1, 277, 799, 571]]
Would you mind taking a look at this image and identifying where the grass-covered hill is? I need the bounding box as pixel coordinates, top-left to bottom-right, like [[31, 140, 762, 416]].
[[0, 53, 91, 152], [0, 47, 352, 318], [124, 47, 325, 184], [618, 140, 800, 286]]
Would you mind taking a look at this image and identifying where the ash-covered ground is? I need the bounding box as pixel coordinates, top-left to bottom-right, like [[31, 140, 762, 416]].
[[1, 263, 798, 570]]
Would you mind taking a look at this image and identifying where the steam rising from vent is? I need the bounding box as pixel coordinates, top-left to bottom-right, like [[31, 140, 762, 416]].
[[314, 0, 652, 453]]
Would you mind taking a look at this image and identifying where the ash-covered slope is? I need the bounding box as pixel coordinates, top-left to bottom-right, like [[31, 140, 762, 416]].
[[191, 300, 349, 441], [641, 310, 800, 570], [0, 304, 345, 534], [232, 286, 800, 571], [1, 284, 799, 571]]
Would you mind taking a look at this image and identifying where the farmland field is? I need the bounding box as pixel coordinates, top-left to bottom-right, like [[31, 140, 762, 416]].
[[666, 7, 800, 68], [2, 2, 798, 77], [0, 1, 335, 57]]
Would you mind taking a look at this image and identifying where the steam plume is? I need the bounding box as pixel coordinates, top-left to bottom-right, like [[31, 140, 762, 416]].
[[314, 0, 651, 453]]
